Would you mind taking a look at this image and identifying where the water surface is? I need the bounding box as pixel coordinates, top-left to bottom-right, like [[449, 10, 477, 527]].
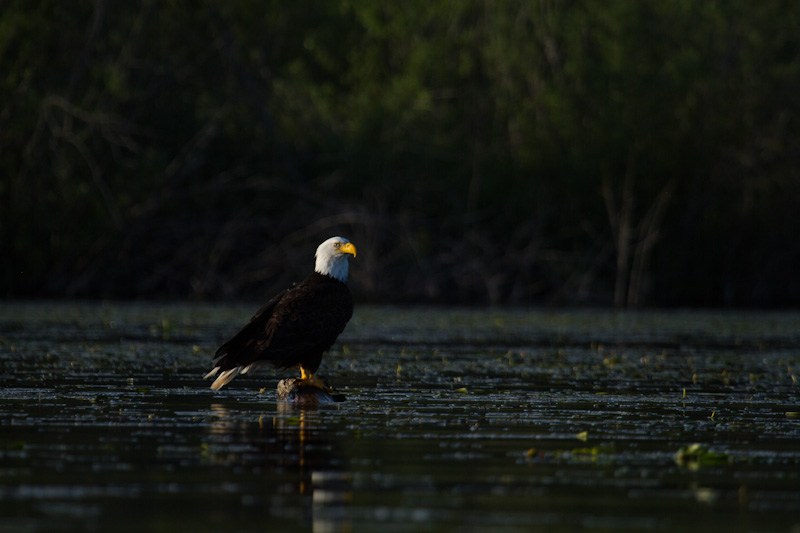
[[1, 303, 799, 531]]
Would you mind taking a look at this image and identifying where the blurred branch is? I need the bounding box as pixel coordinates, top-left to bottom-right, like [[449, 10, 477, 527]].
[[627, 179, 675, 307], [602, 152, 636, 308]]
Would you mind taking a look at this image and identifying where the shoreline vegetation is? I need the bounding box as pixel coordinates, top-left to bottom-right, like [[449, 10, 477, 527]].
[[3, 2, 799, 307]]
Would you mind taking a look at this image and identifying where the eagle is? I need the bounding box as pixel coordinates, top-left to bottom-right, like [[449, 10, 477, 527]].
[[204, 236, 356, 391]]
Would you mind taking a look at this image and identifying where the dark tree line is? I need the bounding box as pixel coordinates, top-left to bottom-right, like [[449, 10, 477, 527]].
[[2, 1, 799, 306]]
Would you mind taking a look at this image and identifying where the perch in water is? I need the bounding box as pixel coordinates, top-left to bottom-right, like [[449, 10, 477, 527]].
[[204, 236, 356, 394], [277, 377, 346, 405]]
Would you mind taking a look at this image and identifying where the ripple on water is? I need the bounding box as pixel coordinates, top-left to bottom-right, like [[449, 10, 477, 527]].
[[1, 303, 799, 532]]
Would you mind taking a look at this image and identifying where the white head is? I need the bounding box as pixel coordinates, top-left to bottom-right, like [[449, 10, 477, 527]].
[[315, 236, 357, 282]]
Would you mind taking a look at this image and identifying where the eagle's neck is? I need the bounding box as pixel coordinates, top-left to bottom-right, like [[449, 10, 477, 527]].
[[315, 251, 349, 283]]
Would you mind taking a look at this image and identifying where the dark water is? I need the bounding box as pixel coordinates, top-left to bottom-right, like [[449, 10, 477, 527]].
[[1, 302, 799, 532]]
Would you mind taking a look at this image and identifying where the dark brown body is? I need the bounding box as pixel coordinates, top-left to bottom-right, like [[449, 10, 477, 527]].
[[213, 272, 353, 374]]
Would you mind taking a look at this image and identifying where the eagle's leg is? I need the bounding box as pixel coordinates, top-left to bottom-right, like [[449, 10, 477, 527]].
[[298, 366, 331, 392]]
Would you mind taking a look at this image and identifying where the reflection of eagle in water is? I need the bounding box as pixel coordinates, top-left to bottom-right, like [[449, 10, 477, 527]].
[[204, 237, 356, 392]]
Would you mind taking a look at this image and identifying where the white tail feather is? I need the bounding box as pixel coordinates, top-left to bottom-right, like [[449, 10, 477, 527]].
[[207, 367, 241, 390], [205, 361, 264, 389]]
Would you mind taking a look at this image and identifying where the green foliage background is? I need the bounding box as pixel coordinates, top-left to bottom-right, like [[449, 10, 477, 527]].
[[3, 1, 799, 306]]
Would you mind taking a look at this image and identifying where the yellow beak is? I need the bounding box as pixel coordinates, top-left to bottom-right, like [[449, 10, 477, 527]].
[[340, 242, 357, 258]]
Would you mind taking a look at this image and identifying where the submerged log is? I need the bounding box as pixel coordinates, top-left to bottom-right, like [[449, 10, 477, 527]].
[[276, 377, 346, 406]]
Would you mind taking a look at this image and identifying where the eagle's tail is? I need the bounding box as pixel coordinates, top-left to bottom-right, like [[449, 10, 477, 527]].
[[204, 366, 240, 390], [204, 361, 263, 390]]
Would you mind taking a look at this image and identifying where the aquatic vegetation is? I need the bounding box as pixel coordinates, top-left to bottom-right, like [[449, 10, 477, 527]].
[[675, 443, 731, 469], [0, 302, 799, 531]]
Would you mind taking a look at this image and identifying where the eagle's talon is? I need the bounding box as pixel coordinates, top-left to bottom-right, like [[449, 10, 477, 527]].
[[297, 372, 332, 392]]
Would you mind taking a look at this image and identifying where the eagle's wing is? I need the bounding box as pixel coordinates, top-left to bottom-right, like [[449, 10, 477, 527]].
[[255, 279, 353, 369], [212, 289, 286, 366]]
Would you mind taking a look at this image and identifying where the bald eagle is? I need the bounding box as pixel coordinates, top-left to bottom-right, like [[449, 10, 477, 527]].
[[204, 236, 356, 391]]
